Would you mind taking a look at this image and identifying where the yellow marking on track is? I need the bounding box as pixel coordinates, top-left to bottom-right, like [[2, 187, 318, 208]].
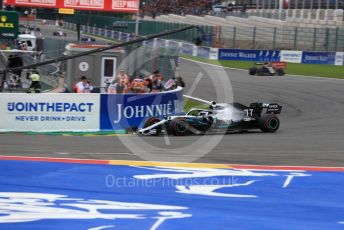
[[109, 160, 232, 168]]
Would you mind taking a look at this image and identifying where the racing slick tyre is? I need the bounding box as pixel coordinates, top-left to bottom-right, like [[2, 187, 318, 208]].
[[276, 68, 285, 76], [259, 114, 280, 133], [168, 118, 191, 136], [256, 68, 264, 76], [143, 117, 162, 136], [249, 67, 257, 75]]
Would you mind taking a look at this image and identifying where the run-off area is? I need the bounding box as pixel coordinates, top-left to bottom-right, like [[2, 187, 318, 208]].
[[0, 158, 343, 230]]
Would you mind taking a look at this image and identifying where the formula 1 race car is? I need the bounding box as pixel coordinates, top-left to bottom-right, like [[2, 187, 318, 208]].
[[53, 31, 67, 37], [138, 100, 282, 136], [81, 36, 96, 42], [249, 62, 285, 76]]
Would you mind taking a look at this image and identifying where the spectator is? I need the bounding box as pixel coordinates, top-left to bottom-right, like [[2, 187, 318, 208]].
[[7, 55, 15, 69], [130, 75, 146, 93], [149, 70, 160, 81], [144, 78, 153, 93], [143, 0, 218, 16], [152, 77, 164, 92], [7, 54, 23, 78], [117, 69, 130, 85], [20, 41, 28, 51], [107, 80, 117, 94], [107, 79, 128, 94], [194, 36, 203, 46], [74, 76, 92, 93], [27, 70, 41, 93], [85, 80, 94, 93]]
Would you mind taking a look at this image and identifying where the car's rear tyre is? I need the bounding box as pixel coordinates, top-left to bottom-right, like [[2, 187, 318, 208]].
[[143, 117, 162, 136], [276, 68, 285, 76], [169, 118, 190, 136], [259, 114, 280, 133]]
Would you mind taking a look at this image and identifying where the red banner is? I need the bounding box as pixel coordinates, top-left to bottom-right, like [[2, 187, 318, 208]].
[[5, 0, 139, 12]]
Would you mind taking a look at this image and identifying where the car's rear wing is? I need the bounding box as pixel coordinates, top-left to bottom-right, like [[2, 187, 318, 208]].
[[260, 103, 282, 114], [249, 103, 282, 115]]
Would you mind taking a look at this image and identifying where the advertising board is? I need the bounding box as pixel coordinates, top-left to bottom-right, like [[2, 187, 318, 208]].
[[0, 11, 19, 39], [302, 52, 336, 65], [280, 50, 303, 63], [219, 49, 280, 62], [0, 93, 100, 132], [197, 46, 210, 59], [5, 0, 139, 12], [100, 87, 184, 130]]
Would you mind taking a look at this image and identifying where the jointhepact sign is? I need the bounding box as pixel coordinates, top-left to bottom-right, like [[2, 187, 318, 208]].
[[0, 11, 19, 39], [0, 94, 100, 132]]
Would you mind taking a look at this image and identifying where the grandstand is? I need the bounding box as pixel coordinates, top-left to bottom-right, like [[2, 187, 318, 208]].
[[145, 9, 344, 28], [144, 4, 344, 51]]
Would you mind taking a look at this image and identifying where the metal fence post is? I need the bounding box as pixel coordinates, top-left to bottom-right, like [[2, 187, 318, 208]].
[[273, 27, 277, 50], [325, 28, 330, 51], [313, 27, 317, 50], [293, 27, 298, 50], [252, 26, 256, 49], [233, 27, 237, 48], [335, 27, 339, 51]]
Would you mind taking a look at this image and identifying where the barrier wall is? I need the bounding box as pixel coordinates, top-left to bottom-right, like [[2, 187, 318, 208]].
[[99, 89, 184, 131], [60, 21, 344, 66], [0, 87, 184, 132], [218, 49, 281, 62], [218, 49, 344, 65]]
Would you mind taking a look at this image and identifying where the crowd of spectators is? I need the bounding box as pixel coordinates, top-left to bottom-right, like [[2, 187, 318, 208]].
[[74, 70, 185, 94], [142, 0, 223, 17]]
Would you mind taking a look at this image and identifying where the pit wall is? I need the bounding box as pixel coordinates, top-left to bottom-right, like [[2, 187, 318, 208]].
[[0, 87, 184, 132]]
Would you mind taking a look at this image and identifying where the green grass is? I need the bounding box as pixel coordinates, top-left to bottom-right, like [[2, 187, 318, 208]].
[[183, 99, 208, 112], [181, 55, 344, 79]]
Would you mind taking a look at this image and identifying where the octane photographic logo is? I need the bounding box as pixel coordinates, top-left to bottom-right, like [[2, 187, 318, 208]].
[[0, 192, 191, 229], [108, 43, 233, 162]]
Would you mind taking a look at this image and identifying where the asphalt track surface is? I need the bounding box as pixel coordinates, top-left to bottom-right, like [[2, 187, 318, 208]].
[[1, 56, 344, 166]]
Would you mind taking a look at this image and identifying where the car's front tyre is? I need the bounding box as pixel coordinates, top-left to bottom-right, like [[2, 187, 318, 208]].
[[249, 67, 257, 75], [143, 117, 162, 136]]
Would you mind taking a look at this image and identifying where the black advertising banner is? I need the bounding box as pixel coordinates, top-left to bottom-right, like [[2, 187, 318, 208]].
[[0, 11, 19, 39]]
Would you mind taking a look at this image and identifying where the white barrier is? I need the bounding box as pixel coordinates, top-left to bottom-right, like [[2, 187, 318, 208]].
[[0, 87, 184, 132], [0, 93, 100, 132]]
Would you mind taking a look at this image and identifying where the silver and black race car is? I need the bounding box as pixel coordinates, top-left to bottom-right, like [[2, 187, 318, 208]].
[[138, 100, 282, 136], [53, 31, 67, 37], [249, 62, 285, 76]]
